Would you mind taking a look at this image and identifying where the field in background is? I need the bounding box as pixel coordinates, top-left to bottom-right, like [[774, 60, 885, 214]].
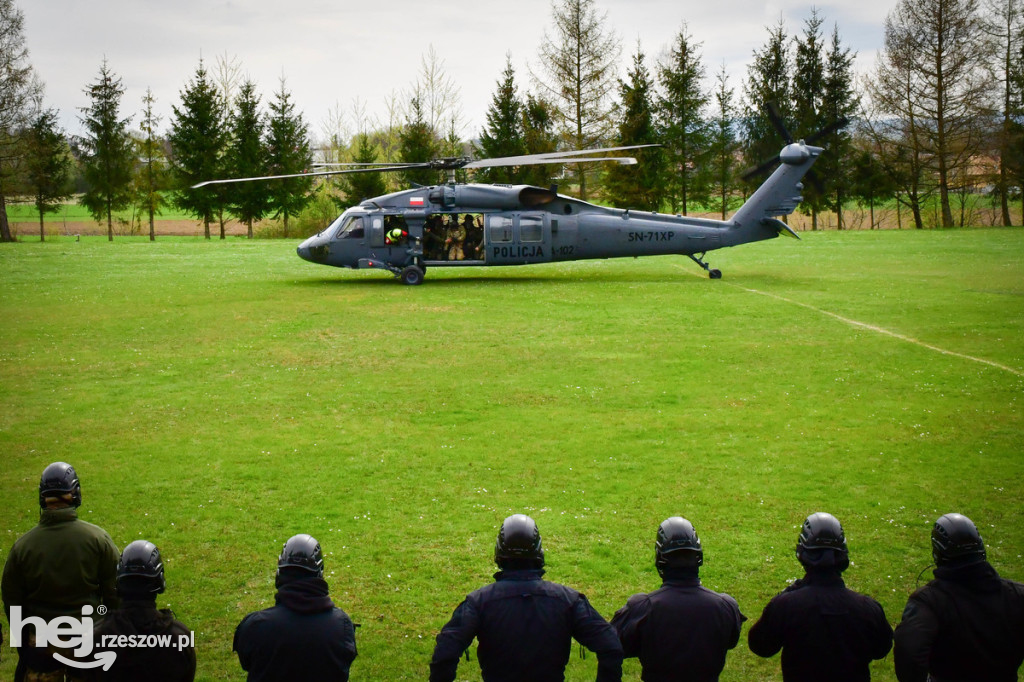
[[1, 230, 1022, 680], [7, 189, 1023, 239]]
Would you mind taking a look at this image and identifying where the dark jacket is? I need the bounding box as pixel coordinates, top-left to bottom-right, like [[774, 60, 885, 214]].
[[610, 571, 745, 682], [233, 576, 357, 682], [748, 571, 893, 682], [893, 560, 1024, 682], [2, 507, 120, 621], [90, 599, 195, 681], [429, 568, 623, 682]]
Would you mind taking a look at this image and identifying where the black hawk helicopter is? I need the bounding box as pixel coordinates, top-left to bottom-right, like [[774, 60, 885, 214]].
[[197, 125, 829, 285]]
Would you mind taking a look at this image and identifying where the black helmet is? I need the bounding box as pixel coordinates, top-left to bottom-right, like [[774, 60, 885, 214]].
[[655, 517, 703, 574], [39, 462, 81, 509], [117, 540, 166, 595], [494, 514, 544, 568], [931, 513, 986, 566], [277, 534, 324, 578], [796, 512, 850, 571]]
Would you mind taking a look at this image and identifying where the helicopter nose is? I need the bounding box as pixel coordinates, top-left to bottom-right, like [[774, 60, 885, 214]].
[[297, 237, 329, 264]]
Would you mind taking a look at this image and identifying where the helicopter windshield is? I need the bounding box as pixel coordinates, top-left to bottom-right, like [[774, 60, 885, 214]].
[[321, 213, 346, 237], [336, 216, 365, 239]]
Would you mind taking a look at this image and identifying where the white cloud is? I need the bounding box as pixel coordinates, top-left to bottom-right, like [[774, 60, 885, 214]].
[[21, 0, 897, 145]]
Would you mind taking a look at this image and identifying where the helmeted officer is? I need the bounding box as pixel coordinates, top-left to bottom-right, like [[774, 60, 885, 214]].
[[385, 227, 408, 245], [233, 534, 357, 681], [894, 512, 1024, 682], [462, 214, 483, 259], [90, 540, 195, 681], [2, 462, 120, 682], [611, 517, 745, 682], [430, 514, 623, 682], [748, 512, 893, 682], [444, 215, 466, 260]]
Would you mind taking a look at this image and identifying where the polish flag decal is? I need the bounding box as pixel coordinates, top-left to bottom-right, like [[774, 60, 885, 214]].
[[409, 196, 425, 206]]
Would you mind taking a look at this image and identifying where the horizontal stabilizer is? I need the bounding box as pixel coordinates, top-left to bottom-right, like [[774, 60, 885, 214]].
[[763, 218, 801, 239]]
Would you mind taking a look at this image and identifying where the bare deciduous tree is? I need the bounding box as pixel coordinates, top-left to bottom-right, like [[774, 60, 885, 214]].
[[869, 0, 993, 228], [981, 0, 1024, 225], [0, 0, 43, 242], [532, 0, 621, 199]]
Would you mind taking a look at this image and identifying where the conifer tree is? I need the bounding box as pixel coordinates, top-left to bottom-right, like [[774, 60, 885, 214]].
[[849, 147, 897, 228], [475, 56, 527, 184], [792, 11, 828, 227], [520, 95, 560, 188], [339, 132, 387, 203], [23, 109, 73, 241], [266, 77, 312, 238], [707, 65, 741, 219], [137, 88, 168, 241], [169, 59, 227, 239], [742, 20, 792, 184], [227, 79, 269, 238], [657, 24, 711, 215], [399, 96, 439, 186], [606, 44, 665, 211], [820, 24, 858, 229], [79, 59, 135, 242]]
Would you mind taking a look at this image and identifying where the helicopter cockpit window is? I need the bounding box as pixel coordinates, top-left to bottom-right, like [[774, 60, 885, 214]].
[[520, 216, 543, 242], [488, 215, 513, 243], [322, 214, 345, 237], [336, 217, 365, 240]]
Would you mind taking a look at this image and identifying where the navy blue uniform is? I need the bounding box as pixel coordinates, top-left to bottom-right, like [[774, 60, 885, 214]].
[[90, 600, 195, 681], [430, 568, 623, 682], [748, 572, 892, 682], [894, 561, 1024, 682], [233, 577, 356, 682], [611, 574, 744, 682]]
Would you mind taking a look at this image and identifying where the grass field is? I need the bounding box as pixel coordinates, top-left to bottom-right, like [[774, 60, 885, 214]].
[[1, 229, 1022, 681]]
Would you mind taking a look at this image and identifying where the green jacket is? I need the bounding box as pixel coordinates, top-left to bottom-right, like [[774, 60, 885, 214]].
[[2, 507, 120, 621]]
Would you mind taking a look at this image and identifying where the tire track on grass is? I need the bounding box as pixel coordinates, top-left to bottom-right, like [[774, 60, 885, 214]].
[[672, 265, 1023, 377]]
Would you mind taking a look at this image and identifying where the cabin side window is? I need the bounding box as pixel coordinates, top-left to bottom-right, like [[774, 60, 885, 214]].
[[368, 217, 385, 247], [488, 215, 513, 243], [520, 215, 543, 242]]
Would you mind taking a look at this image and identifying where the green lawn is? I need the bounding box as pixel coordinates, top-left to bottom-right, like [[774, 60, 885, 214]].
[[1, 229, 1022, 680], [5, 200, 199, 223]]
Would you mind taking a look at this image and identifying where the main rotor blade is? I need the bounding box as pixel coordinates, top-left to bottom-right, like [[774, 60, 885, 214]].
[[475, 155, 640, 169], [463, 144, 660, 169], [311, 162, 419, 168], [192, 164, 430, 188]]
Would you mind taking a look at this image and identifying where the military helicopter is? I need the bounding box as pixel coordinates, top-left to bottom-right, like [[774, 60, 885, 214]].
[[197, 136, 826, 286]]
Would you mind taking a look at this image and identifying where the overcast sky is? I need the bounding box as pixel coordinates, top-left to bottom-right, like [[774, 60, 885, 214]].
[[21, 0, 898, 146]]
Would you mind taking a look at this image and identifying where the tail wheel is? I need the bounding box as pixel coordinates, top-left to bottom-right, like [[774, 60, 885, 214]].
[[401, 265, 425, 286], [709, 269, 722, 279]]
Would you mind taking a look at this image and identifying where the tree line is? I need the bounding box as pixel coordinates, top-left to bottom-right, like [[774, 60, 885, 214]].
[[1, 0, 1022, 243]]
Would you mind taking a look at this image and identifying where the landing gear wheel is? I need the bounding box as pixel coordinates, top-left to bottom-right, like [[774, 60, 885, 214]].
[[400, 265, 425, 286], [709, 268, 722, 279]]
